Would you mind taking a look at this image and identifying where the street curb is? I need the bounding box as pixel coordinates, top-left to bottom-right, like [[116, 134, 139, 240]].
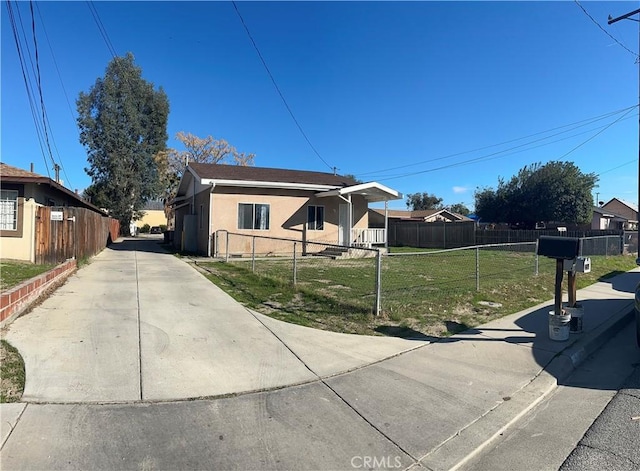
[[419, 302, 634, 471], [551, 306, 634, 380]]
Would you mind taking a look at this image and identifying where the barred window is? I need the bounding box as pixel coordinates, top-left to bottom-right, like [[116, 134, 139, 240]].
[[0, 190, 18, 231]]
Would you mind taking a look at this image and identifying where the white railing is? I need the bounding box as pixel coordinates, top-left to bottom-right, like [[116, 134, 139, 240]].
[[352, 228, 386, 247]]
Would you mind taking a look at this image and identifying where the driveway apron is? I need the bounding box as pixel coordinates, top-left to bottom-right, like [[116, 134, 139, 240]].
[[5, 239, 316, 402]]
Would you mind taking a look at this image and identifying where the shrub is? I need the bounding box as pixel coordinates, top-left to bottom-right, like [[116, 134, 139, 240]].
[[140, 224, 150, 233]]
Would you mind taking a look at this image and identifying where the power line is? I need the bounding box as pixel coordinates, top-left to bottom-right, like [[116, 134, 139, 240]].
[[5, 0, 50, 177], [596, 158, 636, 176], [373, 107, 637, 183], [556, 107, 634, 160], [574, 0, 639, 61], [357, 105, 638, 178], [86, 1, 117, 58], [29, 0, 59, 179], [231, 1, 334, 171], [35, 3, 77, 128]]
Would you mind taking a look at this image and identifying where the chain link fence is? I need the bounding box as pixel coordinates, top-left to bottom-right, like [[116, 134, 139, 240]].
[[215, 231, 381, 314], [212, 233, 626, 317], [579, 235, 623, 257]]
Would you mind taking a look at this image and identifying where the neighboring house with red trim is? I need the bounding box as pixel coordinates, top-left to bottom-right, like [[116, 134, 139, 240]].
[[171, 163, 402, 255], [0, 163, 107, 262]]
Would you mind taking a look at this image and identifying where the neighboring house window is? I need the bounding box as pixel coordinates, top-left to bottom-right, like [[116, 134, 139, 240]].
[[307, 205, 324, 230], [0, 190, 18, 231], [238, 203, 270, 230]]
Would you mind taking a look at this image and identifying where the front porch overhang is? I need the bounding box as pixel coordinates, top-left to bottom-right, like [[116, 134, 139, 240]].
[[316, 182, 402, 248], [315, 182, 402, 203]]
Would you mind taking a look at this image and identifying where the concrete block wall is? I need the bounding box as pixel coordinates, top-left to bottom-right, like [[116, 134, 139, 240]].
[[0, 259, 77, 327]]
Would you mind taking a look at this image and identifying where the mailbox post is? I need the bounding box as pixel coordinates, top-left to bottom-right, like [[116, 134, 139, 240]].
[[537, 236, 591, 339], [537, 236, 582, 318]]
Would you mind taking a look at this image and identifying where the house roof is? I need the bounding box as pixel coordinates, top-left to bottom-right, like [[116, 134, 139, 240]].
[[189, 163, 357, 187], [316, 181, 402, 203], [603, 197, 638, 213], [370, 208, 472, 221], [0, 162, 108, 216], [142, 199, 165, 211], [0, 163, 42, 178], [593, 206, 629, 221]]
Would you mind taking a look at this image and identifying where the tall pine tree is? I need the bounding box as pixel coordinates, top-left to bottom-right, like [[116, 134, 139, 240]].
[[77, 53, 169, 233]]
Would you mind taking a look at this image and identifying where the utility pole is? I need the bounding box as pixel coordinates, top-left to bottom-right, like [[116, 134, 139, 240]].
[[608, 8, 640, 263]]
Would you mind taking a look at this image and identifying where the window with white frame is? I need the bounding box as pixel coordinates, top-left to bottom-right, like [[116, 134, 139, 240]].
[[238, 203, 270, 230], [0, 190, 18, 231], [307, 205, 324, 230]]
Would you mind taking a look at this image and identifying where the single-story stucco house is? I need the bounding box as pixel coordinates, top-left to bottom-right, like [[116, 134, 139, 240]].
[[0, 162, 108, 262], [171, 163, 402, 255]]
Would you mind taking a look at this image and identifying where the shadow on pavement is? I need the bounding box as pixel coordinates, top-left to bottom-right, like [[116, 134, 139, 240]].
[[378, 269, 640, 391], [107, 237, 171, 254]]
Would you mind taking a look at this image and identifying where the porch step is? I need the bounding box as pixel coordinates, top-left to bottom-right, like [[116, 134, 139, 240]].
[[312, 247, 350, 259]]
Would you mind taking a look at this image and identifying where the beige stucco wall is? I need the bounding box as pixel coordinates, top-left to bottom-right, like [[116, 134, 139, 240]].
[[0, 198, 39, 262], [134, 210, 167, 229], [206, 187, 367, 256]]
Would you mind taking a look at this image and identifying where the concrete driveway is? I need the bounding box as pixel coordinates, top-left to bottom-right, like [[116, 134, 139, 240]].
[[4, 238, 420, 403], [3, 240, 637, 470]]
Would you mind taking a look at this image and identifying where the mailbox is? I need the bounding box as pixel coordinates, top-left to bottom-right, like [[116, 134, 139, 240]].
[[537, 236, 581, 260], [563, 257, 591, 273]]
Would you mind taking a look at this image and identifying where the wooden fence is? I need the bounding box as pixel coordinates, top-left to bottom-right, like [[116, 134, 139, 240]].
[[388, 220, 623, 249], [388, 221, 476, 248], [35, 206, 120, 264]]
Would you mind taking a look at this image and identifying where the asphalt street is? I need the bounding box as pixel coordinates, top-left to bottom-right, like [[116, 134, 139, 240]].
[[460, 321, 640, 471]]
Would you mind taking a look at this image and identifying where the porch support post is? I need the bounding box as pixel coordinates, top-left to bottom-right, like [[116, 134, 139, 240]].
[[384, 200, 389, 249], [338, 194, 352, 246]]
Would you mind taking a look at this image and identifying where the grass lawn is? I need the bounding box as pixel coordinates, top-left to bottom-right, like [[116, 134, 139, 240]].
[[0, 340, 25, 402], [196, 250, 637, 338], [1, 260, 55, 290]]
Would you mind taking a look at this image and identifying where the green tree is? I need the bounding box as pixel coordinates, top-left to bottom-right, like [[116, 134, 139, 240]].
[[406, 192, 444, 211], [449, 203, 470, 216], [474, 161, 597, 227], [77, 53, 169, 233]]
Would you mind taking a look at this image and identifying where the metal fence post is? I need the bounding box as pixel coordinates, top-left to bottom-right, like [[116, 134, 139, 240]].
[[535, 239, 539, 276], [252, 236, 256, 272], [475, 247, 480, 291], [293, 242, 297, 285], [225, 231, 229, 263], [374, 249, 382, 316]]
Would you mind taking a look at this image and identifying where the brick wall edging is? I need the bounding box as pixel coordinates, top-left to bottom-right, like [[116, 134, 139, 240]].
[[0, 259, 77, 327]]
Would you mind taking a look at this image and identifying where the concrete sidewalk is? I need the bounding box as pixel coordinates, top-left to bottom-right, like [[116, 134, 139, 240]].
[[1, 238, 638, 470]]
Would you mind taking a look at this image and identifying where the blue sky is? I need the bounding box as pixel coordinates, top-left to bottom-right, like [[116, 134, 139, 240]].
[[2, 1, 638, 211]]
